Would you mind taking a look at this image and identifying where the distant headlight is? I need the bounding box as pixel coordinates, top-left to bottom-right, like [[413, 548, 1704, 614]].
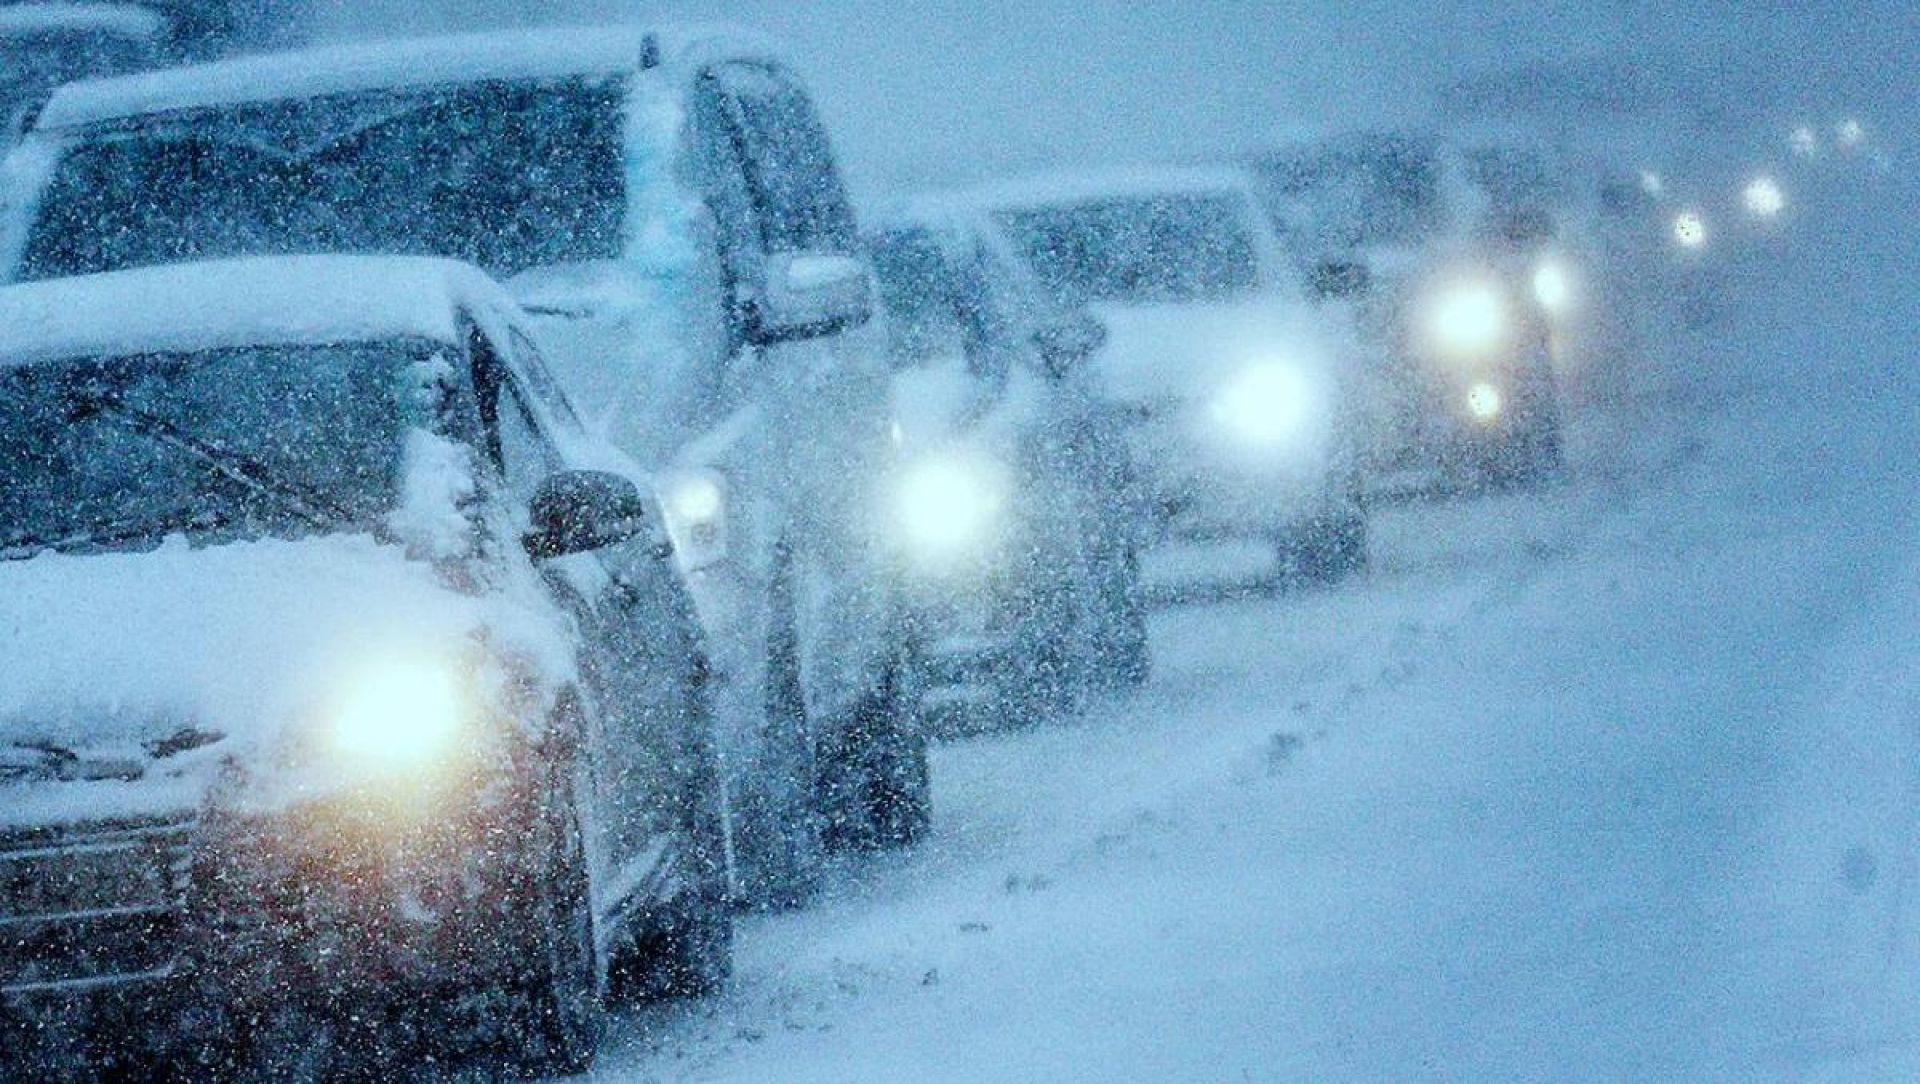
[[1672, 210, 1708, 250], [1532, 259, 1573, 316], [898, 456, 1003, 562], [659, 468, 728, 572], [1427, 280, 1508, 361], [1742, 176, 1786, 219], [1211, 362, 1316, 447], [1466, 382, 1504, 422], [330, 657, 467, 772]]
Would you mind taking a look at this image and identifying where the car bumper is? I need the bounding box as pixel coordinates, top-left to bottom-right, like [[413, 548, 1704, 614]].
[[1, 778, 536, 1054], [1123, 418, 1350, 541]]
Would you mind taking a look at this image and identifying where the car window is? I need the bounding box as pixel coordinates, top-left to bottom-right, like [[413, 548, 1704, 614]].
[[996, 193, 1264, 304], [507, 328, 583, 434], [18, 77, 627, 282], [692, 70, 764, 342], [470, 330, 555, 507], [714, 64, 857, 255]]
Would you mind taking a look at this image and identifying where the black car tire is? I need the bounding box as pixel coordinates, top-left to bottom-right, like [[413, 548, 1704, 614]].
[[733, 591, 827, 910], [819, 660, 931, 852], [612, 889, 735, 1002]]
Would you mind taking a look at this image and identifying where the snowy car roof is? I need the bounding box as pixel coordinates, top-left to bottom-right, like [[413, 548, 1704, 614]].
[[960, 167, 1268, 213], [33, 23, 779, 132], [0, 256, 515, 367], [0, 3, 164, 41]]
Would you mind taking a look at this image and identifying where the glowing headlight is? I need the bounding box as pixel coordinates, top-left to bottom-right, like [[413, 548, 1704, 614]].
[[659, 469, 728, 571], [1532, 260, 1572, 315], [1428, 281, 1508, 361], [1742, 176, 1786, 219], [1212, 362, 1315, 446], [1672, 210, 1708, 250], [898, 457, 1002, 560], [1466, 382, 1504, 421], [331, 658, 466, 770]]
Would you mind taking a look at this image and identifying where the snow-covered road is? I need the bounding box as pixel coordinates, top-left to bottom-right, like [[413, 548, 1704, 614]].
[[570, 176, 1920, 1083]]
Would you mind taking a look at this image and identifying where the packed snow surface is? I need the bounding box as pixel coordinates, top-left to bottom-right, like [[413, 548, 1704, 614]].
[[537, 166, 1920, 1081]]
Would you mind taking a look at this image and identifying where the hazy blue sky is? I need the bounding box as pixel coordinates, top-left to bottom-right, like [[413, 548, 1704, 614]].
[[304, 3, 1914, 202]]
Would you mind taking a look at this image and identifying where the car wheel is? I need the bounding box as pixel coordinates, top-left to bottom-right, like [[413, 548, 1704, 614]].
[[503, 758, 605, 1076], [1277, 509, 1369, 585], [819, 659, 932, 852], [733, 602, 826, 910], [1090, 544, 1150, 689], [610, 693, 735, 1002], [612, 888, 735, 1002]]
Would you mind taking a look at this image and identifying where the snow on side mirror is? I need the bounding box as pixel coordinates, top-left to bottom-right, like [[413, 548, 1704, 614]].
[[748, 252, 874, 345], [523, 470, 650, 559]]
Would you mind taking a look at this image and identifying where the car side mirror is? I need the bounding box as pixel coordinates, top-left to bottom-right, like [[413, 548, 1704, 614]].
[[1031, 312, 1108, 380], [524, 470, 650, 559], [748, 252, 874, 345], [1307, 259, 1372, 300]]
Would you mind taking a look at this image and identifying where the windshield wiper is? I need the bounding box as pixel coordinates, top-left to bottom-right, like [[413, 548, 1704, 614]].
[[60, 388, 351, 531], [0, 507, 236, 560]]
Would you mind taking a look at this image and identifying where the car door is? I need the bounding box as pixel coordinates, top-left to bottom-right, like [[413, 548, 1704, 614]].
[[476, 326, 695, 923], [699, 61, 895, 725]]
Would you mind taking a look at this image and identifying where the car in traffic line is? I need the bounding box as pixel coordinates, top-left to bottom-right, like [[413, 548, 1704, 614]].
[[1251, 132, 1568, 485], [967, 168, 1372, 582], [0, 23, 927, 909], [0, 256, 730, 1077], [868, 203, 1149, 729]]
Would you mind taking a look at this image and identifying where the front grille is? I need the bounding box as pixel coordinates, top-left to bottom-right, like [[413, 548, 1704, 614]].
[[0, 817, 195, 999]]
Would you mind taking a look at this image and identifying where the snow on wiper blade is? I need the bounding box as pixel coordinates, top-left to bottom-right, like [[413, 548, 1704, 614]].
[[0, 509, 235, 560]]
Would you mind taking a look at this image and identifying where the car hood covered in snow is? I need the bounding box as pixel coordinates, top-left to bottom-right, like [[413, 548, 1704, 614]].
[[0, 533, 572, 824], [1085, 296, 1352, 406]]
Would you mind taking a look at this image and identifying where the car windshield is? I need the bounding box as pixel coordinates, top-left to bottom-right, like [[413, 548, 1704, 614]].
[[17, 77, 625, 282], [869, 228, 996, 369], [996, 193, 1261, 304], [1258, 139, 1444, 251], [0, 28, 155, 110], [0, 342, 419, 557]]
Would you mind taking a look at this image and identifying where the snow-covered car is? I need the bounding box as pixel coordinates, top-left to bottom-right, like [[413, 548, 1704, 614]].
[[970, 168, 1371, 580], [0, 3, 164, 151], [0, 24, 924, 909], [868, 206, 1148, 728], [0, 257, 729, 1077], [1251, 133, 1568, 483]]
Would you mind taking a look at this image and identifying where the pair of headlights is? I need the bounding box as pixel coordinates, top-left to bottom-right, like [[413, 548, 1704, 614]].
[[1425, 258, 1574, 363]]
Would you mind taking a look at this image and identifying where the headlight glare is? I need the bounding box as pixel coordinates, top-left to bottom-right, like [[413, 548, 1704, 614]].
[[1672, 210, 1708, 249], [331, 658, 466, 771], [1428, 280, 1508, 361], [1466, 382, 1504, 422], [659, 469, 729, 571], [1532, 260, 1572, 315], [1212, 362, 1315, 447], [898, 457, 1002, 561]]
